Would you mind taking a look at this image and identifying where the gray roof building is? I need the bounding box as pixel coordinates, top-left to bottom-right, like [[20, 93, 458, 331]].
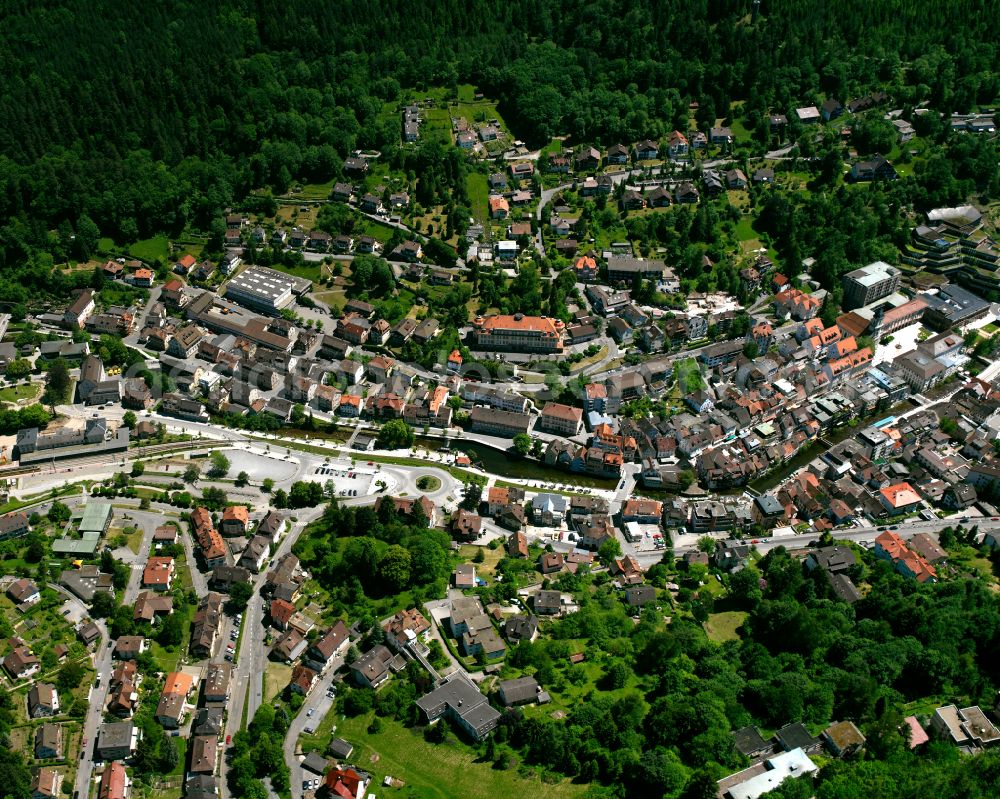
[[497, 676, 549, 707], [415, 675, 501, 741]]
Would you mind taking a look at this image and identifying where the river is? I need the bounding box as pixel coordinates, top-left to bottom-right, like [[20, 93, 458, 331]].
[[416, 436, 618, 489]]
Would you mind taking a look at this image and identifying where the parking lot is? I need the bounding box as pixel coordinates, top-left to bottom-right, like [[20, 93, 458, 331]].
[[311, 459, 378, 497]]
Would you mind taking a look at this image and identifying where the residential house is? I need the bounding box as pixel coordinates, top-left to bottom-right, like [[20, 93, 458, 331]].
[[7, 577, 40, 607], [0, 511, 30, 542], [190, 593, 223, 657], [155, 672, 194, 729], [850, 155, 898, 182], [823, 720, 866, 758], [534, 589, 562, 615], [142, 557, 174, 591], [271, 628, 308, 664], [95, 722, 138, 761], [498, 676, 549, 707], [220, 506, 249, 537], [34, 723, 63, 759], [503, 615, 538, 643], [350, 645, 396, 689], [634, 140, 659, 160], [31, 767, 61, 799], [710, 127, 734, 147], [28, 683, 59, 718], [305, 621, 350, 672], [114, 637, 146, 661]]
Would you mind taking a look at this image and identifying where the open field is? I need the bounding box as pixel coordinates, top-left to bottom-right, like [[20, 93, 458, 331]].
[[705, 610, 748, 643], [466, 173, 489, 224], [265, 662, 293, 704], [129, 236, 172, 263], [327, 713, 588, 799]]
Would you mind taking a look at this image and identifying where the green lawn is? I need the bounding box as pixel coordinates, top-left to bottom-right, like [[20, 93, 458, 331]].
[[421, 107, 455, 144], [415, 475, 442, 492], [123, 525, 145, 554], [705, 611, 748, 643], [128, 235, 172, 263], [330, 713, 587, 799], [0, 383, 41, 403], [735, 215, 759, 242], [540, 138, 564, 156], [264, 261, 324, 284], [149, 603, 192, 672], [292, 179, 338, 200], [729, 116, 753, 143], [466, 172, 489, 224], [352, 214, 397, 243]]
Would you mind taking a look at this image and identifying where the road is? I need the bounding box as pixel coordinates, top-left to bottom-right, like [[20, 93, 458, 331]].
[[282, 658, 344, 797], [73, 517, 156, 799], [610, 514, 1000, 570], [221, 503, 328, 799]]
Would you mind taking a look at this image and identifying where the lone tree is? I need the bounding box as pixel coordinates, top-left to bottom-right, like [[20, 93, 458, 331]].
[[45, 358, 71, 406], [183, 463, 201, 484], [377, 419, 415, 450], [208, 450, 231, 478]]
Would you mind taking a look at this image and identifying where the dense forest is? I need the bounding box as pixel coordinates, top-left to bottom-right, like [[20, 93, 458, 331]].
[[0, 0, 998, 273]]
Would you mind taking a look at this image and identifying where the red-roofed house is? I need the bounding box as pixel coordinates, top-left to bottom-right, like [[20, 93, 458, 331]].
[[324, 767, 368, 799], [175, 255, 197, 275], [270, 599, 296, 631], [142, 557, 174, 591], [879, 482, 921, 515], [874, 531, 937, 583], [538, 402, 583, 436], [574, 255, 599, 282], [132, 268, 154, 288], [489, 196, 510, 219], [903, 716, 930, 748], [98, 761, 129, 799], [221, 506, 249, 536]]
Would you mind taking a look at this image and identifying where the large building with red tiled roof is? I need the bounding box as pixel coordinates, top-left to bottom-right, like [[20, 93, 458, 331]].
[[874, 530, 937, 583], [221, 505, 249, 536], [98, 761, 128, 799], [470, 313, 564, 353]]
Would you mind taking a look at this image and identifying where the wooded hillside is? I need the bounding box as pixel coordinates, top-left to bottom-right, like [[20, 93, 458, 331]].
[[0, 0, 997, 260]]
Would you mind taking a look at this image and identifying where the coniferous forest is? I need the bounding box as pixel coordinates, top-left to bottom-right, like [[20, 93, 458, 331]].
[[3, 3, 1000, 798]]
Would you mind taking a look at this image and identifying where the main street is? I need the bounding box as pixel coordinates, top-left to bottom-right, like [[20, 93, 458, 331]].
[[220, 503, 327, 799]]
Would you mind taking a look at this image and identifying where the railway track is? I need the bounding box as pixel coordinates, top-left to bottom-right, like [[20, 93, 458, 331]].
[[0, 440, 228, 480]]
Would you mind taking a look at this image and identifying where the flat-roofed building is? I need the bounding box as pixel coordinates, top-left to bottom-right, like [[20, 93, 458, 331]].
[[224, 266, 311, 314], [841, 261, 900, 310], [720, 748, 817, 799], [606, 256, 669, 283]]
